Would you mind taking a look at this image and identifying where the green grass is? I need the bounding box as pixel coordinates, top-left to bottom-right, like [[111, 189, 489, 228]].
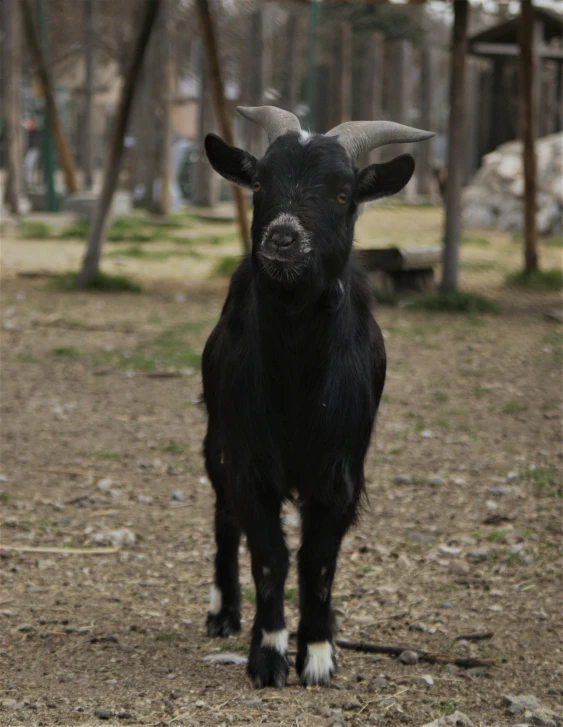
[[408, 291, 499, 315], [474, 385, 494, 397], [90, 450, 121, 461], [107, 244, 202, 261], [524, 467, 562, 498], [486, 529, 507, 543], [0, 492, 10, 503], [436, 701, 458, 716], [154, 631, 182, 642], [513, 231, 563, 248], [506, 268, 563, 292], [212, 255, 241, 278], [48, 271, 141, 293], [51, 346, 82, 359], [57, 221, 90, 239], [461, 235, 491, 247], [159, 441, 185, 455], [92, 320, 210, 372], [17, 353, 40, 363], [19, 221, 53, 239], [502, 400, 528, 415]]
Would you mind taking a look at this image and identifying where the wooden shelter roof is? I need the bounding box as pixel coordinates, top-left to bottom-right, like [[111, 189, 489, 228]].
[[470, 6, 563, 46]]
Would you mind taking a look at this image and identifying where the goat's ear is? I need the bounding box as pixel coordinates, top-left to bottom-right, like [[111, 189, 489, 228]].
[[204, 133, 257, 189], [354, 154, 415, 204]]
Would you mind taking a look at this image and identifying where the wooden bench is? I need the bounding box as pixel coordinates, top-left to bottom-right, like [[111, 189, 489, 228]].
[[357, 246, 442, 294]]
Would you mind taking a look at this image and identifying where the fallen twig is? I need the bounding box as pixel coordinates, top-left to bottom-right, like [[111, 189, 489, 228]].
[[454, 632, 494, 642], [2, 545, 120, 555], [335, 639, 495, 668]]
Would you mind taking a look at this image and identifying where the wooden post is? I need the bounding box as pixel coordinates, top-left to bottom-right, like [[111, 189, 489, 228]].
[[441, 0, 469, 293], [83, 0, 94, 190], [417, 47, 433, 195], [195, 0, 250, 254], [21, 0, 78, 194], [78, 0, 161, 287], [519, 0, 538, 274], [281, 12, 301, 113], [2, 0, 23, 214], [153, 0, 173, 215]]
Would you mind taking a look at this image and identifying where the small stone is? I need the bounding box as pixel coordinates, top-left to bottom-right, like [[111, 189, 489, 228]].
[[440, 602, 454, 609], [486, 500, 499, 510], [415, 674, 434, 687], [502, 694, 541, 715], [172, 490, 184, 502], [343, 698, 361, 710], [137, 495, 153, 504], [94, 708, 113, 720], [420, 430, 434, 438], [439, 544, 462, 555], [117, 711, 132, 719], [16, 623, 34, 632], [488, 486, 513, 496], [398, 650, 419, 665], [449, 560, 470, 576], [444, 663, 460, 675], [203, 653, 247, 665], [467, 666, 490, 677], [393, 475, 413, 485], [409, 622, 427, 632], [467, 548, 490, 561], [421, 713, 474, 727], [428, 476, 446, 487], [195, 700, 205, 708], [93, 528, 136, 547], [507, 471, 519, 480], [2, 699, 18, 709], [96, 478, 113, 492]]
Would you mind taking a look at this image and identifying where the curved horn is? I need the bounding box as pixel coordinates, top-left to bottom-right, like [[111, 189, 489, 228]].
[[236, 105, 302, 144], [325, 121, 434, 160]]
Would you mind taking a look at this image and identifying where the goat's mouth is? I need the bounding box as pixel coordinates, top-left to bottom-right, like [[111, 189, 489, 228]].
[[257, 249, 308, 284]]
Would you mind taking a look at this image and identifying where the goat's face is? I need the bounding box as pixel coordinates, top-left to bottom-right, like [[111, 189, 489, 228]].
[[205, 131, 415, 290]]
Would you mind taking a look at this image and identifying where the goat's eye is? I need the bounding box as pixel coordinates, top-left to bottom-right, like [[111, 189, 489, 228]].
[[252, 181, 261, 193], [337, 192, 348, 205]]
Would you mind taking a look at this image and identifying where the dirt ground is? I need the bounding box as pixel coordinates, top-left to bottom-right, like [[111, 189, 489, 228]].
[[1, 210, 562, 727]]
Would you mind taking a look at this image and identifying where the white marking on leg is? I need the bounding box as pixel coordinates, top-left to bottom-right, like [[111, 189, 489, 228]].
[[208, 585, 222, 616], [261, 629, 288, 655], [302, 641, 334, 685]]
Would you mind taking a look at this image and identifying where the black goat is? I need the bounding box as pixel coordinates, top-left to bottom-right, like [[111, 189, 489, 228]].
[[202, 106, 433, 688]]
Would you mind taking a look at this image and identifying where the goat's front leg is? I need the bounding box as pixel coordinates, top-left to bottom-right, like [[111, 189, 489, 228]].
[[243, 501, 289, 688], [296, 495, 358, 687]]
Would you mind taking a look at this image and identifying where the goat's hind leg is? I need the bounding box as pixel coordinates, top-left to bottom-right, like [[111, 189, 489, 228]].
[[204, 427, 241, 637]]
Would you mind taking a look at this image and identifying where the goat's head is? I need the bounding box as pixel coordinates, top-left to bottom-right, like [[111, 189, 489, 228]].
[[205, 106, 433, 292]]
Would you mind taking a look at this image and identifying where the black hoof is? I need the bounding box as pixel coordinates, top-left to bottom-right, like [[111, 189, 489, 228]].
[[247, 645, 289, 689], [206, 608, 241, 637]]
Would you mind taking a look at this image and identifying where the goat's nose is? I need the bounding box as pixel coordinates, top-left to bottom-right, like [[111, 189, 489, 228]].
[[268, 227, 297, 248]]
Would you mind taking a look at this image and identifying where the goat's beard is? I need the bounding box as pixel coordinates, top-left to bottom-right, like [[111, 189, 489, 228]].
[[256, 250, 309, 286]]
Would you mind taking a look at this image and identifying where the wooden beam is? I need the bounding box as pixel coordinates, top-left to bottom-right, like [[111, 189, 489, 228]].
[[441, 0, 469, 293], [519, 0, 538, 274], [195, 0, 250, 254], [21, 0, 78, 194], [470, 42, 563, 61]]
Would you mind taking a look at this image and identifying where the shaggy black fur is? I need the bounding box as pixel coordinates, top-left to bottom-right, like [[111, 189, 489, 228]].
[[202, 130, 413, 688]]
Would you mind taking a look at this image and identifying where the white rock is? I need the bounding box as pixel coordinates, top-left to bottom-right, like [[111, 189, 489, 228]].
[[96, 478, 113, 492], [421, 712, 474, 727], [93, 528, 136, 547]]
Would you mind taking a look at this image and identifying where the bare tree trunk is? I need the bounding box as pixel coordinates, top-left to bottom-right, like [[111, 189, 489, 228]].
[[519, 0, 538, 274], [2, 0, 23, 214], [83, 0, 95, 190], [152, 0, 173, 215], [195, 0, 250, 254], [193, 46, 219, 208], [78, 0, 161, 287], [441, 0, 469, 293], [21, 0, 78, 194]]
